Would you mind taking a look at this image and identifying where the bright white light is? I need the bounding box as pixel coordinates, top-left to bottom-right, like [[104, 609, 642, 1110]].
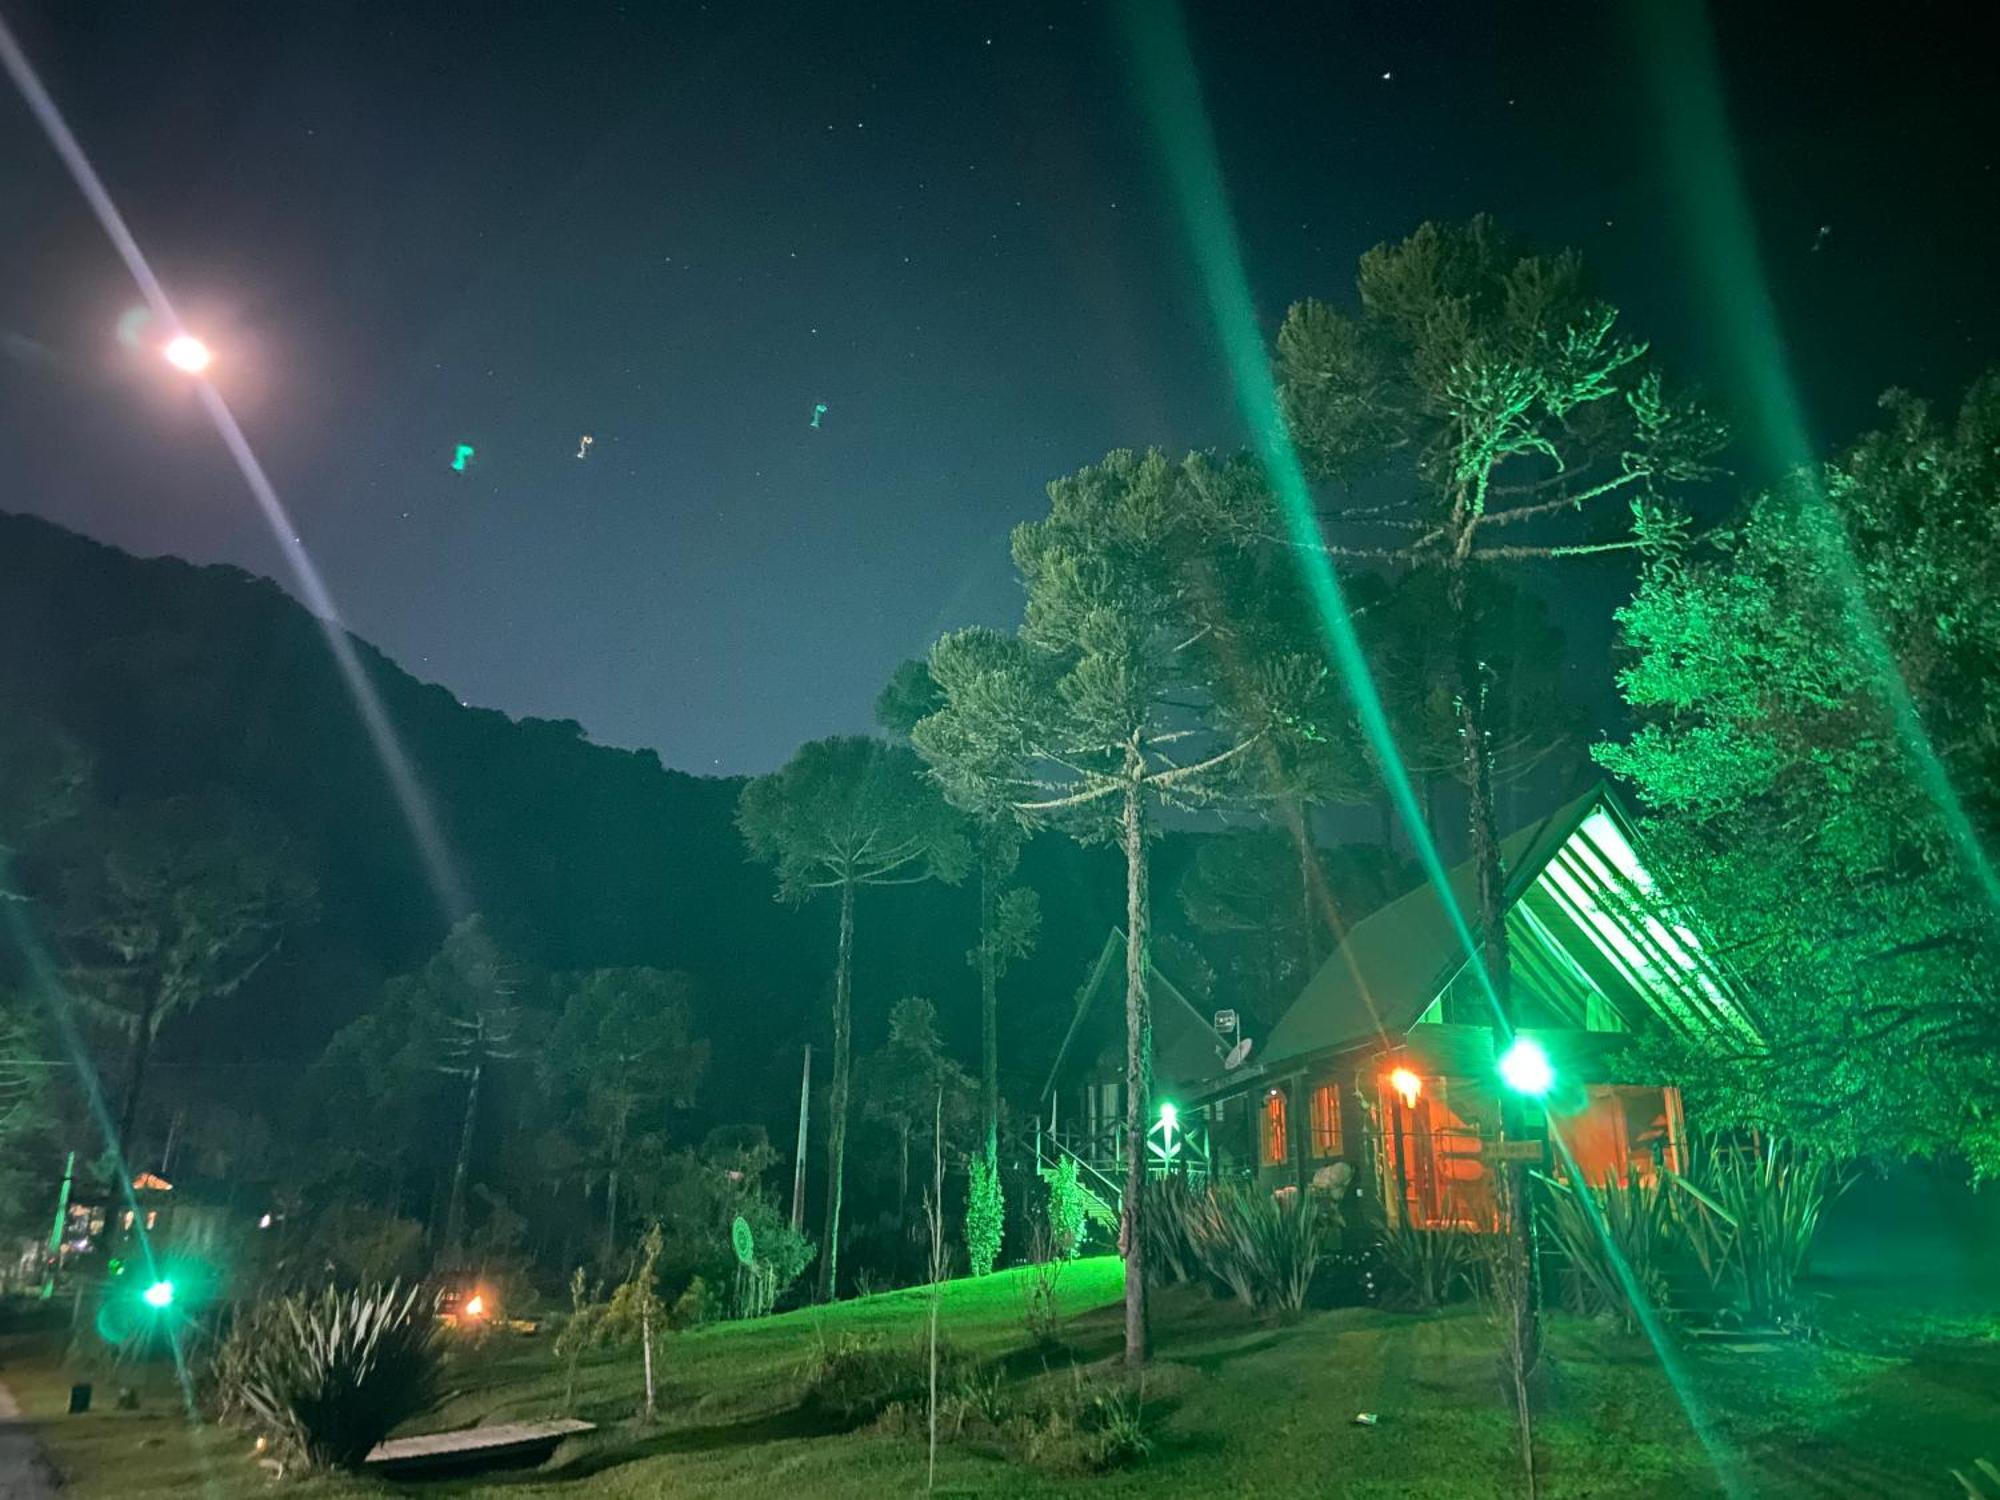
[[1157, 1102, 1177, 1132], [142, 1279, 175, 1309], [163, 333, 211, 373], [1498, 1037, 1555, 1098], [258, 1213, 273, 1230]]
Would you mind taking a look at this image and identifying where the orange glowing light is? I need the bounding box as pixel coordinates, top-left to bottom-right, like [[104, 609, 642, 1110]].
[[1388, 1068, 1423, 1109], [463, 1293, 486, 1318]]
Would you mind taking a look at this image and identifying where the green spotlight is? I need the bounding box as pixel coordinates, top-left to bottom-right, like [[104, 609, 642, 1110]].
[[1497, 1037, 1554, 1098], [142, 1278, 175, 1309]]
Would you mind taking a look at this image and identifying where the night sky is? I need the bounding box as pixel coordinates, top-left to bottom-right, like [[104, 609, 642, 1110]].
[[3, 2, 1993, 775]]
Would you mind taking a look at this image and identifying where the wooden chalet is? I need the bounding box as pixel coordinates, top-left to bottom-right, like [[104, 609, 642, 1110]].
[[1040, 784, 1762, 1229]]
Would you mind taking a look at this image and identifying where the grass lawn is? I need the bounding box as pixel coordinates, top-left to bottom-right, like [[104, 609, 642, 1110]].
[[4, 1254, 1996, 1498]]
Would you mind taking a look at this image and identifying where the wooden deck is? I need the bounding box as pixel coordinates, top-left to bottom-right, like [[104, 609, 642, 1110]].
[[364, 1417, 594, 1477]]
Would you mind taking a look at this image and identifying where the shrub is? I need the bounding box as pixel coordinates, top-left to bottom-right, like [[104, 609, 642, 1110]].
[[1672, 1134, 1844, 1330], [1376, 1222, 1471, 1310], [1020, 1234, 1065, 1349], [1140, 1174, 1202, 1287], [1046, 1158, 1087, 1260], [799, 1331, 969, 1425], [1538, 1169, 1673, 1332], [965, 1156, 1004, 1276], [1182, 1184, 1331, 1315], [1003, 1372, 1153, 1474], [672, 1274, 721, 1328], [222, 1282, 442, 1471]]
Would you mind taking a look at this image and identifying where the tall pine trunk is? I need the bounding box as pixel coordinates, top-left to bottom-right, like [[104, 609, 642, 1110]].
[[977, 834, 1000, 1167], [1446, 548, 1510, 1011], [116, 989, 162, 1161], [1281, 795, 1322, 971], [604, 1095, 629, 1261], [1446, 537, 1540, 1401], [817, 877, 856, 1300], [444, 1054, 481, 1264], [1118, 765, 1151, 1368]]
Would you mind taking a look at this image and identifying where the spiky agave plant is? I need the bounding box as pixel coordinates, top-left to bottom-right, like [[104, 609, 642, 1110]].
[[231, 1282, 443, 1470], [1537, 1168, 1674, 1332]]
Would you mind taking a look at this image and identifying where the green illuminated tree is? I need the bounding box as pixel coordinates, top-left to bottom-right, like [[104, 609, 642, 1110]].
[[551, 967, 711, 1260], [54, 793, 317, 1161], [1277, 216, 1720, 1014], [736, 736, 968, 1299], [877, 660, 1039, 1170], [913, 448, 1313, 1366], [1598, 374, 2000, 1171]]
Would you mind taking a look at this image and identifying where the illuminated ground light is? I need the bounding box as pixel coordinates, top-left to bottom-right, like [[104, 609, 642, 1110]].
[[1497, 1037, 1555, 1098], [162, 333, 212, 373]]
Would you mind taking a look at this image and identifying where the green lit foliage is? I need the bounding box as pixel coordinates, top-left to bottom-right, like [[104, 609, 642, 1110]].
[[549, 967, 710, 1260], [964, 1155, 1004, 1277], [53, 791, 318, 1151], [225, 1282, 442, 1472], [737, 736, 969, 1300], [915, 449, 1321, 1365], [1599, 373, 2000, 1171], [1046, 1157, 1088, 1261]]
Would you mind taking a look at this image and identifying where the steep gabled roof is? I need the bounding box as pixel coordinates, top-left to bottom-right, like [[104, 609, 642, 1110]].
[[1041, 930, 1229, 1100], [1248, 783, 1758, 1076]]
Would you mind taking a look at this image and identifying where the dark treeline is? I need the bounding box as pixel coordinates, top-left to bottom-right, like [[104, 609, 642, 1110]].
[[0, 507, 1406, 1287]]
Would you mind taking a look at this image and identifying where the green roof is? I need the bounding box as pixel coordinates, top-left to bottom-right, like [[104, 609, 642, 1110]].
[[1253, 786, 1610, 1072]]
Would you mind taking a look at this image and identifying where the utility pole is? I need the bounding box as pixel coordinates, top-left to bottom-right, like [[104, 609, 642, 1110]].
[[790, 1044, 811, 1232]]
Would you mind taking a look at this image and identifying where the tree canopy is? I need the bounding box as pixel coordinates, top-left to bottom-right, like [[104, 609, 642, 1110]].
[[1599, 372, 2000, 1172]]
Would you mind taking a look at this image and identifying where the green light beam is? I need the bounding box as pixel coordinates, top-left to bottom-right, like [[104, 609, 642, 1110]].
[[1635, 0, 2000, 917]]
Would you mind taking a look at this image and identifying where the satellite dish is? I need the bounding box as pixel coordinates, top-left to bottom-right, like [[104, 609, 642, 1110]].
[[730, 1215, 756, 1267], [1224, 1038, 1253, 1070]]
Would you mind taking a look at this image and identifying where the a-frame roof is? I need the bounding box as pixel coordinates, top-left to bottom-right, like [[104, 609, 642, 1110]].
[[1041, 930, 1229, 1101], [1247, 783, 1759, 1078]]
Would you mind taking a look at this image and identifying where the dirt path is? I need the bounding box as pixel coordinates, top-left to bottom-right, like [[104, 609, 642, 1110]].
[[0, 1377, 59, 1500]]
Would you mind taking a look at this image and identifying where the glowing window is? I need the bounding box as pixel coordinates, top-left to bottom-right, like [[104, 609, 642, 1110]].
[[1260, 1089, 1289, 1166], [1309, 1082, 1342, 1158]]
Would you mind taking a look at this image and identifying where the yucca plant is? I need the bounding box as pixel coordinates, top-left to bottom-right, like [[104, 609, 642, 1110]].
[[1537, 1168, 1673, 1333], [1670, 1133, 1844, 1330], [226, 1282, 442, 1470], [1139, 1174, 1202, 1288], [1184, 1184, 1330, 1315], [1376, 1221, 1471, 1310]]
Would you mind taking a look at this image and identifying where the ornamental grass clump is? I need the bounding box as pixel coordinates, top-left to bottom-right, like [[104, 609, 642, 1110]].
[[225, 1281, 442, 1471]]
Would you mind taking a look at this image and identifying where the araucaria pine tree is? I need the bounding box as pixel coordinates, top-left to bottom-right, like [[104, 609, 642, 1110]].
[[914, 448, 1317, 1366], [737, 737, 968, 1300]]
